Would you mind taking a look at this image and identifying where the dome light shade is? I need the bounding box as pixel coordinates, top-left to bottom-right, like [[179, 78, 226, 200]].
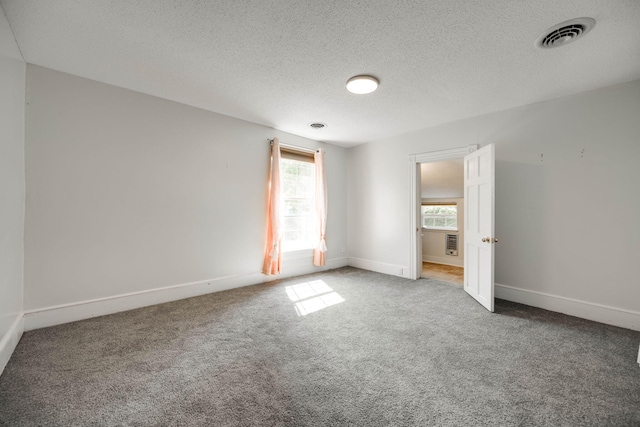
[[346, 75, 379, 94]]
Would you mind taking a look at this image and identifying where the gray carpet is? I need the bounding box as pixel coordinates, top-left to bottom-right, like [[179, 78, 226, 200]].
[[1, 267, 639, 426]]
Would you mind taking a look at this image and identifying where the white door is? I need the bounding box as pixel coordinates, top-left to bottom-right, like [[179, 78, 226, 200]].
[[464, 144, 495, 312]]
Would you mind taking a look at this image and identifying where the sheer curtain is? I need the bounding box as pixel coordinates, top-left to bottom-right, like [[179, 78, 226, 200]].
[[262, 138, 282, 275], [313, 148, 327, 266]]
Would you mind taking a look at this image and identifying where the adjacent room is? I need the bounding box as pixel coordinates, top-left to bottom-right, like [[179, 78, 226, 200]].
[[1, 1, 639, 425], [420, 159, 465, 285]]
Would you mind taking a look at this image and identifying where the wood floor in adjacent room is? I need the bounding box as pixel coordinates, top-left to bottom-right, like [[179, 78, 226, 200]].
[[421, 262, 463, 285]]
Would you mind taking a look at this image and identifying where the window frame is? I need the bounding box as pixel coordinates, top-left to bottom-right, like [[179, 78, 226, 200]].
[[421, 203, 458, 232], [280, 148, 316, 253]]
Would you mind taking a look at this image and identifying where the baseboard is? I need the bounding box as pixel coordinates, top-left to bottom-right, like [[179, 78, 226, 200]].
[[495, 283, 640, 331], [347, 257, 406, 278], [422, 256, 463, 268], [0, 313, 24, 377], [24, 257, 348, 331]]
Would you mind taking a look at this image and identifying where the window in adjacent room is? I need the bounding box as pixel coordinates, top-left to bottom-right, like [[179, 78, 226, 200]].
[[280, 148, 315, 252], [421, 204, 458, 231]]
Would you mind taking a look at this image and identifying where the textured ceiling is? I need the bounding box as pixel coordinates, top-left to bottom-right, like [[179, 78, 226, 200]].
[[2, 1, 639, 147]]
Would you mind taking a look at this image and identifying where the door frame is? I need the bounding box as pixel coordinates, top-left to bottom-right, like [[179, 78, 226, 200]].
[[408, 145, 478, 280]]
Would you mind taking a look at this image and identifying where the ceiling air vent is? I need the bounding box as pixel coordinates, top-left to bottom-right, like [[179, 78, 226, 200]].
[[309, 122, 326, 129], [536, 18, 595, 49]]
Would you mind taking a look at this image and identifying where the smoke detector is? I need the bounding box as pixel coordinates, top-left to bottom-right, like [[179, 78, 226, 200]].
[[536, 18, 596, 49]]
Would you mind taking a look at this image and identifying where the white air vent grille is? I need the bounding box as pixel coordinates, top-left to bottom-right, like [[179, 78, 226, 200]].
[[446, 234, 458, 256], [536, 18, 595, 49]]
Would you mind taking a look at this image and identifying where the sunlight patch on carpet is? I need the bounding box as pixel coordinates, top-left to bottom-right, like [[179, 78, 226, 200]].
[[285, 280, 345, 316]]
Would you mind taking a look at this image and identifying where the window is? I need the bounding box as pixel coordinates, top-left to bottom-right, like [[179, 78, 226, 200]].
[[281, 150, 315, 252], [422, 204, 457, 231]]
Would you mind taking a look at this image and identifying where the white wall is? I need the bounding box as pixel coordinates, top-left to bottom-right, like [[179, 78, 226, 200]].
[[0, 5, 25, 374], [420, 159, 464, 199], [421, 198, 464, 267], [24, 65, 348, 321], [348, 80, 640, 329]]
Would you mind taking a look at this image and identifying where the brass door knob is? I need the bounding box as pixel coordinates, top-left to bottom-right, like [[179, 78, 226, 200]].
[[493, 238, 499, 243]]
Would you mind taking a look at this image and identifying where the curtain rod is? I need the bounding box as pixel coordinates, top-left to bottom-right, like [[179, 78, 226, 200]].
[[268, 138, 318, 154]]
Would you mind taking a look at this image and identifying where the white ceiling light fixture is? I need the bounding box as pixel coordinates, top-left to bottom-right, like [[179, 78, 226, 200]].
[[346, 75, 379, 94], [536, 17, 596, 49]]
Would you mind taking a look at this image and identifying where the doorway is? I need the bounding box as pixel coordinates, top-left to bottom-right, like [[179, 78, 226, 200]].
[[408, 145, 476, 281], [419, 159, 465, 284], [409, 144, 497, 312]]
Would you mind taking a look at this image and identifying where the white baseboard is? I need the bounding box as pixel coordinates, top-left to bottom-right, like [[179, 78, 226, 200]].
[[495, 283, 640, 332], [0, 313, 24, 377], [24, 257, 348, 331], [348, 257, 406, 278], [422, 256, 463, 268]]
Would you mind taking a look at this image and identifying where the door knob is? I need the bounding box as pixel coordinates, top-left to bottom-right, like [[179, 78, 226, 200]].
[[482, 237, 491, 243], [493, 238, 499, 243]]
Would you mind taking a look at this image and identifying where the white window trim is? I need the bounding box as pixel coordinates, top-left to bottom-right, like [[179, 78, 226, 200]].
[[280, 154, 316, 255], [282, 248, 315, 260], [421, 204, 458, 232], [423, 226, 458, 232]]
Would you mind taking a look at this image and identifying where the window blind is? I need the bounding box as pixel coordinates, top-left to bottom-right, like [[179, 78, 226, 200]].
[[281, 147, 314, 163]]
